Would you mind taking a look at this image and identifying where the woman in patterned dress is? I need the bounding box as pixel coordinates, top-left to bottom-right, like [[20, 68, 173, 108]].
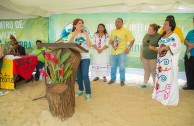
[[91, 24, 110, 82], [150, 18, 181, 105]]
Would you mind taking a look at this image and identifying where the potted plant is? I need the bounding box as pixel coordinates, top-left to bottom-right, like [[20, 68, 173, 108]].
[[40, 49, 74, 120], [40, 49, 73, 84]]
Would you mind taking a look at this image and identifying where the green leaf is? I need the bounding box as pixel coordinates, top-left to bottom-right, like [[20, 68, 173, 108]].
[[51, 79, 58, 83], [59, 52, 71, 66], [64, 63, 70, 73], [63, 70, 73, 81], [56, 49, 62, 60], [53, 66, 61, 71]]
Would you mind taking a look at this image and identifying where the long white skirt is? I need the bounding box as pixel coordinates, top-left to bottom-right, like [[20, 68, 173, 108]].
[[91, 49, 110, 78]]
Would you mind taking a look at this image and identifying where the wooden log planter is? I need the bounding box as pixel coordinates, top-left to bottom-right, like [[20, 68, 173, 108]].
[[45, 48, 81, 120]]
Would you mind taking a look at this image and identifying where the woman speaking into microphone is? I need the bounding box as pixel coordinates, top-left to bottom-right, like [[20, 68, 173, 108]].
[[69, 18, 92, 101]]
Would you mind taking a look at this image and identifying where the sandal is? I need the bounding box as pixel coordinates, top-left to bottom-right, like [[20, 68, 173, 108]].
[[103, 77, 107, 82], [93, 77, 99, 81]]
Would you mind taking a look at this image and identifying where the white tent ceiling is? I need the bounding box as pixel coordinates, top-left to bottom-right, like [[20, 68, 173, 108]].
[[0, 0, 194, 19]]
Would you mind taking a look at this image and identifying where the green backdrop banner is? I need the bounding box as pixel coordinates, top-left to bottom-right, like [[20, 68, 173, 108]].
[[0, 17, 48, 54], [49, 13, 194, 71]]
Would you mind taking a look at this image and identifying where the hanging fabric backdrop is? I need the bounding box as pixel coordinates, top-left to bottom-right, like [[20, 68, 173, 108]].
[[49, 13, 194, 71], [0, 13, 193, 71], [0, 17, 48, 53]]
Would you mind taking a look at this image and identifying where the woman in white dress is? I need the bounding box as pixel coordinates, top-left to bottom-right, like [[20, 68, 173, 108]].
[[150, 18, 181, 106], [91, 24, 110, 82]]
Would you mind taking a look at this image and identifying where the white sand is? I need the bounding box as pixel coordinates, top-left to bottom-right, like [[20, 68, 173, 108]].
[[0, 79, 193, 126]]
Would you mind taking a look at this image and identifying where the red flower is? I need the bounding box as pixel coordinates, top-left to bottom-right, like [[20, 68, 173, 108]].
[[59, 64, 64, 76], [45, 51, 51, 60], [51, 55, 58, 65], [39, 69, 48, 77]]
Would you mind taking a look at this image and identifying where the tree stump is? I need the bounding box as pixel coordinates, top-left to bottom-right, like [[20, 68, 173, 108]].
[[45, 48, 81, 120], [46, 83, 73, 120]]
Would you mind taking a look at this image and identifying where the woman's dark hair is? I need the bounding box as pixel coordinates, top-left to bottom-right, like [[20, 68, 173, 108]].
[[166, 18, 176, 31], [72, 18, 84, 32], [96, 23, 108, 34], [161, 18, 176, 38], [149, 24, 160, 33], [166, 15, 175, 20]]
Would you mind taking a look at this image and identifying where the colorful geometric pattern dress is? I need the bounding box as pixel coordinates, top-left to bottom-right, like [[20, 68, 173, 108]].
[[152, 33, 181, 106], [91, 33, 110, 78]]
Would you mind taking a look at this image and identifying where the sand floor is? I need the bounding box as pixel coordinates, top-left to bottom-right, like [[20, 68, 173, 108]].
[[0, 79, 193, 126]]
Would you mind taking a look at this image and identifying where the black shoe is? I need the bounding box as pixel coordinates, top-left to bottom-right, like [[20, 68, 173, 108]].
[[25, 76, 34, 83], [108, 80, 115, 84], [35, 78, 39, 81], [120, 81, 125, 86], [93, 77, 99, 81], [183, 87, 194, 90]]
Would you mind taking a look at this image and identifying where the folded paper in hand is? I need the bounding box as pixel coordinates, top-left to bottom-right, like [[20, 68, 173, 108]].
[[186, 50, 191, 59]]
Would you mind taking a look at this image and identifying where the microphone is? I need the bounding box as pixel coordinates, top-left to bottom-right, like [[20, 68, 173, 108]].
[[56, 38, 64, 43], [82, 26, 87, 33]]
